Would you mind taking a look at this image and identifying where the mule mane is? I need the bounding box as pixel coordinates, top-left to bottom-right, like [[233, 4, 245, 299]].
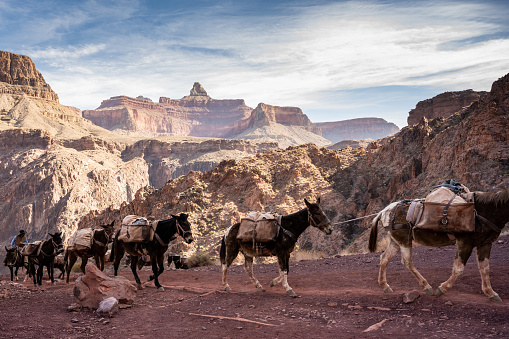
[[475, 189, 509, 206]]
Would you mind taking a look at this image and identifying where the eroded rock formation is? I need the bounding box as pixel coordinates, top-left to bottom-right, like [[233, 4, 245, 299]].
[[0, 50, 59, 102], [316, 118, 399, 143], [83, 73, 509, 258], [407, 89, 487, 126]]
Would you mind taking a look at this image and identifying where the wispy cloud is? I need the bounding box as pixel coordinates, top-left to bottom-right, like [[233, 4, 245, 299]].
[[2, 0, 508, 128]]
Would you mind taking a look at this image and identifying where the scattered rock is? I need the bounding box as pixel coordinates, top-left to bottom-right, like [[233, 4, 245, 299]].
[[327, 302, 338, 307], [70, 318, 79, 323], [96, 297, 119, 318], [445, 301, 453, 306], [403, 291, 420, 304], [73, 263, 136, 309], [68, 303, 82, 312]]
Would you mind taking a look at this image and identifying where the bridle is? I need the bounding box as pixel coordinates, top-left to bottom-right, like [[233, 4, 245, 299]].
[[175, 219, 192, 239], [308, 209, 331, 228], [153, 218, 192, 247]]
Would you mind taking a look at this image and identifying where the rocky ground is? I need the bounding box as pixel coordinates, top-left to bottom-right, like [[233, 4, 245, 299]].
[[1, 235, 509, 339]]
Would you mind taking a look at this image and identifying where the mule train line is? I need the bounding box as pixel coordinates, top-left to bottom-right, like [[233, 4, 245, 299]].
[[4, 184, 508, 302]]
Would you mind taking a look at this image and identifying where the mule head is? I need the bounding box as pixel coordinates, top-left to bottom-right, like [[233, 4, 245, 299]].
[[171, 213, 194, 244], [49, 232, 64, 254], [304, 197, 333, 235], [4, 246, 16, 266], [100, 221, 116, 241]]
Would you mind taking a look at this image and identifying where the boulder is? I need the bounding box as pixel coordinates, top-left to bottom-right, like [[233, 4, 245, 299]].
[[73, 263, 136, 309]]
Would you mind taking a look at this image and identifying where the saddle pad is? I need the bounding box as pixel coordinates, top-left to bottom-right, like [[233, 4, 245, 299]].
[[122, 215, 150, 226], [414, 202, 475, 233], [425, 187, 467, 204], [119, 215, 154, 243], [21, 241, 41, 256], [68, 229, 93, 251], [237, 211, 279, 243]]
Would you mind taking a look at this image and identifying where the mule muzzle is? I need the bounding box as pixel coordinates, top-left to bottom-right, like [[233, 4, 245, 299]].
[[322, 224, 333, 235], [184, 234, 194, 244]]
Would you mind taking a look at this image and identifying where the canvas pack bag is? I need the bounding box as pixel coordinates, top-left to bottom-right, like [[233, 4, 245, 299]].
[[237, 211, 280, 243], [118, 215, 155, 243], [414, 187, 475, 233], [68, 229, 93, 251], [21, 241, 42, 256]]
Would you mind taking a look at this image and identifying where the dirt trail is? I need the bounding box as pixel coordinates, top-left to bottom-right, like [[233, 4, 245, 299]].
[[1, 235, 509, 338]]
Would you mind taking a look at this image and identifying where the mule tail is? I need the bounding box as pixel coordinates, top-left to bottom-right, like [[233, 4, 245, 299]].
[[368, 212, 381, 253], [219, 236, 226, 265], [63, 248, 68, 264]]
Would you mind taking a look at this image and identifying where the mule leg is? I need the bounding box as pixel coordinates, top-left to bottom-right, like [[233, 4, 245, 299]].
[[130, 256, 143, 289], [221, 240, 240, 292], [243, 255, 263, 291], [9, 266, 13, 282], [276, 254, 295, 296], [66, 252, 78, 284], [149, 254, 165, 291], [400, 246, 433, 295], [436, 242, 473, 296], [475, 243, 501, 301], [113, 243, 124, 276], [378, 237, 400, 293], [80, 257, 88, 274]]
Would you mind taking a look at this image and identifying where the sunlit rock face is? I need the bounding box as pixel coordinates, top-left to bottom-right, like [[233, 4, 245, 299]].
[[407, 90, 487, 126], [315, 118, 400, 144], [0, 50, 59, 102]]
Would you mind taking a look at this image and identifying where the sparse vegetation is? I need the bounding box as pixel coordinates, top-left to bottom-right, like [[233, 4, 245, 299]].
[[186, 250, 216, 268]]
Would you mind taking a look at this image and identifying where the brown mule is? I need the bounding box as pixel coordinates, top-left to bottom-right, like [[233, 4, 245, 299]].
[[369, 189, 509, 301], [220, 198, 333, 296]]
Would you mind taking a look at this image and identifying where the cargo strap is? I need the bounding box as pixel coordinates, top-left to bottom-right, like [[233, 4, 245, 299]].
[[308, 209, 330, 228], [476, 213, 503, 232], [440, 193, 458, 226]]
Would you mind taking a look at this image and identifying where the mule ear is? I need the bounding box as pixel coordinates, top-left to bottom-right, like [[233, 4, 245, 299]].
[[48, 232, 54, 237], [171, 214, 178, 219], [304, 198, 311, 208], [109, 220, 115, 227], [317, 197, 321, 204], [5, 246, 8, 251]]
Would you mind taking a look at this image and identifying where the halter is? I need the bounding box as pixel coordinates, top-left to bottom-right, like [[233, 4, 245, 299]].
[[175, 219, 192, 239], [308, 209, 331, 228], [153, 219, 192, 247]]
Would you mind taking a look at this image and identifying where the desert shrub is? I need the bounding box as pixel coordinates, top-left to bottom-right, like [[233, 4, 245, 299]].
[[186, 250, 216, 268], [71, 261, 83, 273]]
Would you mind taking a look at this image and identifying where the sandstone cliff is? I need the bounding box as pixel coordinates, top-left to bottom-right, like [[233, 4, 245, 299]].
[[407, 89, 487, 126], [316, 118, 399, 143], [0, 50, 59, 102], [83, 84, 329, 147]]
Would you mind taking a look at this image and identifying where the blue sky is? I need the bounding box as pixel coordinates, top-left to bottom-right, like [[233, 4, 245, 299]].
[[1, 0, 508, 128]]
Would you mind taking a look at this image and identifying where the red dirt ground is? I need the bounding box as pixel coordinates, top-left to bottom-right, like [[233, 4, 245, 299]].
[[1, 235, 509, 339]]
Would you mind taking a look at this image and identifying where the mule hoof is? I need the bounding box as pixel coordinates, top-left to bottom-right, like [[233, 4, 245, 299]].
[[424, 288, 434, 296], [383, 287, 393, 293], [137, 284, 144, 290], [435, 287, 444, 296], [148, 275, 154, 281], [490, 294, 502, 302], [225, 286, 231, 292], [157, 286, 165, 292], [286, 289, 296, 296], [270, 281, 275, 287], [257, 287, 265, 292]]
